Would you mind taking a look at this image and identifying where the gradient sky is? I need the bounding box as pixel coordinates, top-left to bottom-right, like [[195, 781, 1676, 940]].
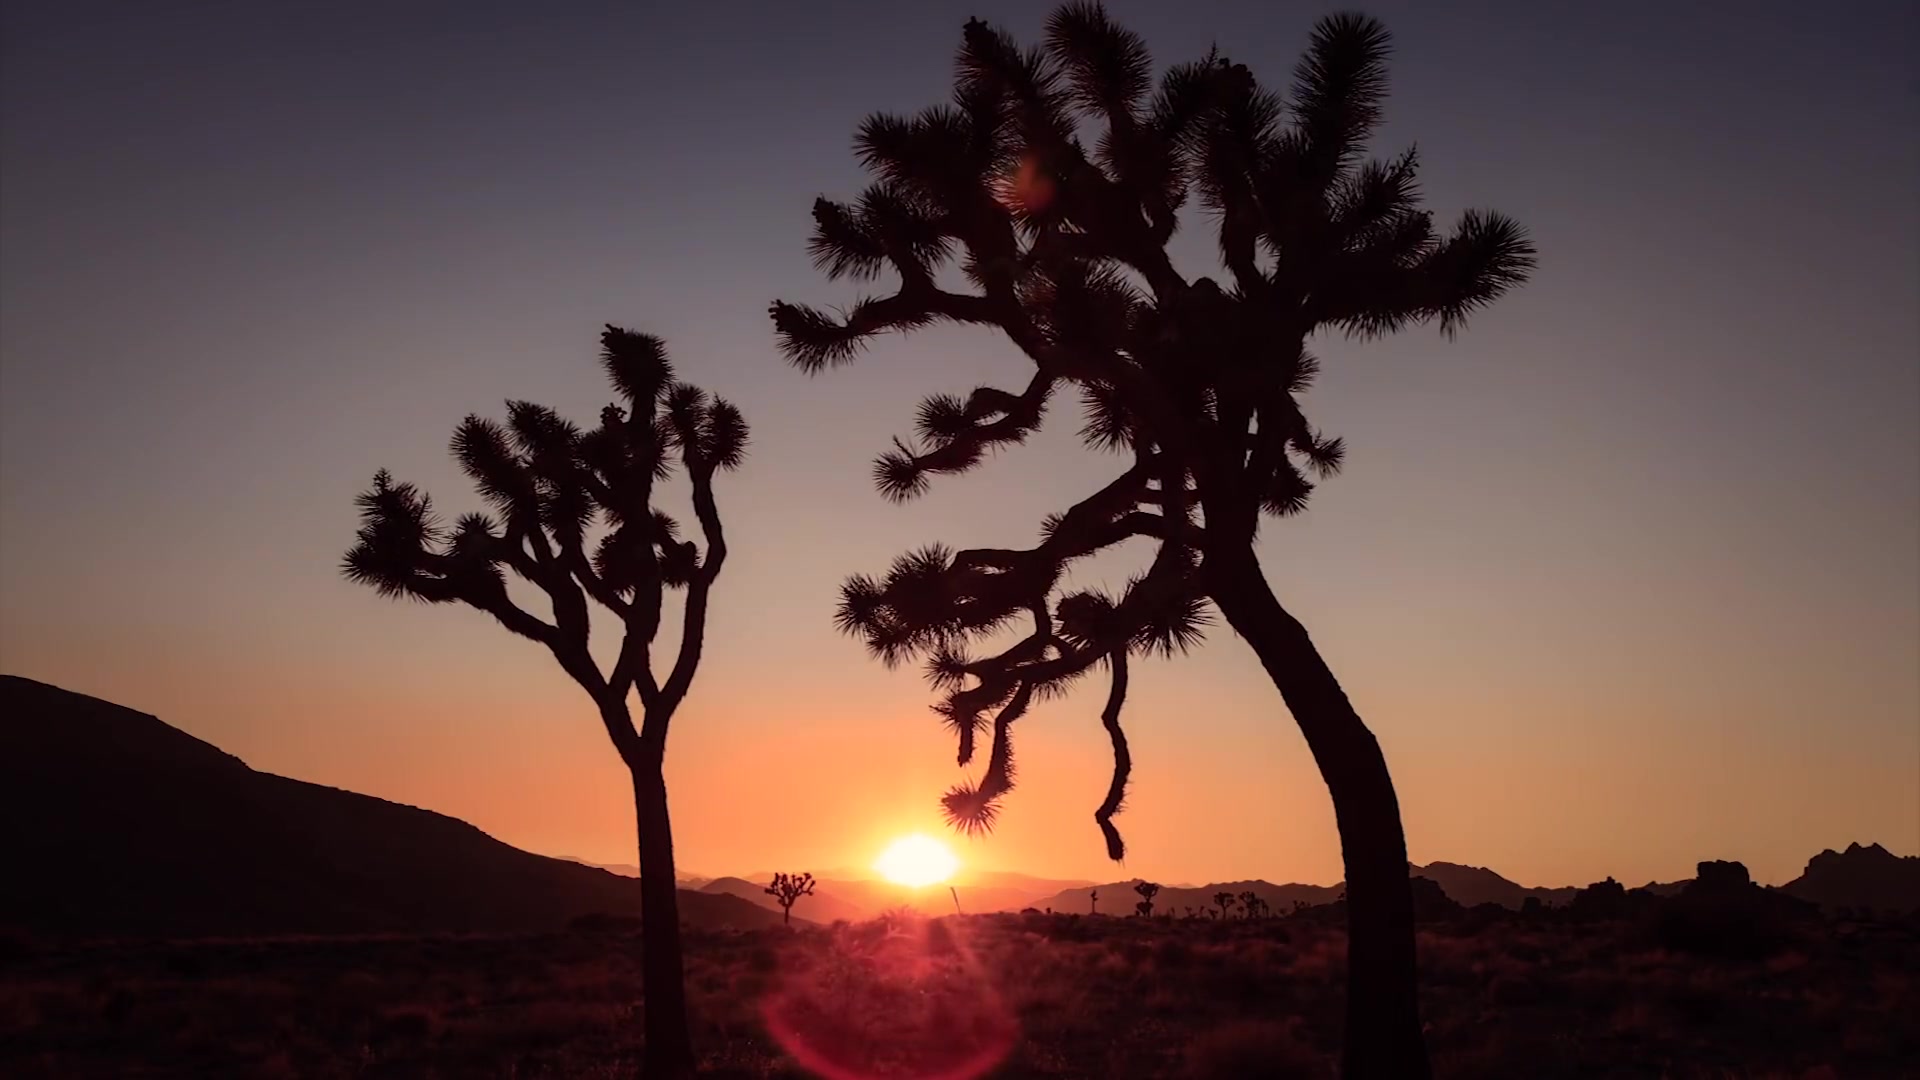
[[3, 1, 1915, 890]]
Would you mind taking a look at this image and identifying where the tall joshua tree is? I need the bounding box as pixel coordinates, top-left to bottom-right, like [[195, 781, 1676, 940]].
[[342, 326, 746, 1078], [770, 6, 1532, 1075]]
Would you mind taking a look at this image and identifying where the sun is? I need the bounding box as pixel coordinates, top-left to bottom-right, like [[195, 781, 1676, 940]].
[[873, 833, 960, 888]]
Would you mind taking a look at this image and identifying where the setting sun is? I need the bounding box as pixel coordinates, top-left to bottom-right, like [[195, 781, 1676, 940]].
[[872, 833, 961, 888]]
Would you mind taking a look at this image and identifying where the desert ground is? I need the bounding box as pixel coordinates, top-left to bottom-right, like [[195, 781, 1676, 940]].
[[6, 904, 1916, 1079]]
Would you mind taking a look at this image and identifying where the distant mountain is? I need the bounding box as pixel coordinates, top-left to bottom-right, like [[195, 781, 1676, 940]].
[[1030, 879, 1344, 916], [1414, 862, 1578, 909], [1781, 843, 1920, 914], [0, 676, 783, 937], [957, 869, 1095, 895], [557, 857, 710, 889], [1030, 862, 1629, 915], [699, 876, 858, 924]]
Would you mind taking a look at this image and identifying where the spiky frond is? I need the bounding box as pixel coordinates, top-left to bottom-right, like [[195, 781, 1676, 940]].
[[661, 383, 708, 453], [1055, 589, 1119, 651], [1423, 209, 1538, 335], [1129, 588, 1211, 657], [702, 397, 749, 470], [940, 780, 1002, 837], [807, 197, 886, 281], [835, 573, 887, 637], [1077, 379, 1135, 451], [873, 448, 931, 502], [1290, 12, 1393, 180], [915, 393, 974, 444], [926, 642, 973, 692], [1296, 429, 1346, 477], [505, 400, 580, 458], [770, 300, 870, 373], [1261, 458, 1314, 517], [1285, 348, 1321, 393], [599, 325, 674, 404], [450, 416, 533, 515], [342, 470, 449, 602], [858, 183, 954, 275], [1046, 1, 1152, 123]]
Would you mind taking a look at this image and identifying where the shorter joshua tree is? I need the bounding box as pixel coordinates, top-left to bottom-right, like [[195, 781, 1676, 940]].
[[1134, 880, 1161, 918], [1089, 889, 1099, 915], [1238, 891, 1269, 919], [766, 872, 816, 926], [342, 326, 746, 1079], [1213, 891, 1235, 921]]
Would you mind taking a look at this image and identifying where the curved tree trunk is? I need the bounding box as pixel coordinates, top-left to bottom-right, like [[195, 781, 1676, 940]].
[[1205, 545, 1429, 1080], [631, 761, 694, 1078]]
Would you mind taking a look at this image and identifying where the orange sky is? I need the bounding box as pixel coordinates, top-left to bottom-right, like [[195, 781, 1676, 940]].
[[2, 2, 1916, 891]]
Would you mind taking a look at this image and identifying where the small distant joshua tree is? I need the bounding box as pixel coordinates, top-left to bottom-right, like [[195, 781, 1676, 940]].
[[1134, 880, 1161, 918], [342, 327, 746, 1079], [1089, 889, 1099, 915], [766, 872, 816, 926], [1238, 891, 1269, 919], [1213, 891, 1235, 921]]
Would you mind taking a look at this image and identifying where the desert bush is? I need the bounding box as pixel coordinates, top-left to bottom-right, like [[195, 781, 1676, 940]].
[[1183, 1018, 1327, 1078]]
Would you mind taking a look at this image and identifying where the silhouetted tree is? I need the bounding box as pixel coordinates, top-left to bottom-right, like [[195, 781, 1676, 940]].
[[343, 326, 746, 1078], [1213, 891, 1236, 920], [766, 871, 817, 926], [771, 6, 1531, 1073], [1134, 880, 1161, 917], [1238, 890, 1269, 919], [1089, 889, 1099, 915]]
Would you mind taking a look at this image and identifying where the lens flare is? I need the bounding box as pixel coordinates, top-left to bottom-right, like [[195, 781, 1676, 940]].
[[761, 913, 1016, 1080]]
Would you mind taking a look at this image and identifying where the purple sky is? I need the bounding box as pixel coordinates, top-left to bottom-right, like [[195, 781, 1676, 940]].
[[2, 1, 1915, 888]]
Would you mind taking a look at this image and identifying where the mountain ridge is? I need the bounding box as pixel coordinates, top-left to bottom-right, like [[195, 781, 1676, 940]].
[[0, 675, 783, 937]]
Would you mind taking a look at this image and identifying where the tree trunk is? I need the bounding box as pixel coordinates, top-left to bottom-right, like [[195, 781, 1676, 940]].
[[1205, 544, 1430, 1080], [631, 762, 694, 1078]]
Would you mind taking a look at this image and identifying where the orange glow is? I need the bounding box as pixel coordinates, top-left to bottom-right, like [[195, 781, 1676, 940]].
[[1006, 154, 1055, 213], [874, 833, 960, 887]]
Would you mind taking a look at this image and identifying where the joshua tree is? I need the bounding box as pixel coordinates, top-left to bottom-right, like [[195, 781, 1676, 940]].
[[342, 326, 746, 1078], [1089, 889, 1099, 915], [771, 6, 1531, 1073], [1134, 880, 1161, 917], [1213, 891, 1236, 921], [1238, 890, 1270, 920], [766, 871, 816, 926]]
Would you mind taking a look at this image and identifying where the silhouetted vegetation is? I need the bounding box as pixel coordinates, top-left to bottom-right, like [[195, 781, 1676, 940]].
[[8, 899, 1916, 1078], [765, 872, 817, 927], [342, 327, 747, 1077], [771, 6, 1533, 1073], [1134, 880, 1161, 918]]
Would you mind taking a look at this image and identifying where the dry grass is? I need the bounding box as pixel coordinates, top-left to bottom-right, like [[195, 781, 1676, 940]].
[[2, 909, 1915, 1077]]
